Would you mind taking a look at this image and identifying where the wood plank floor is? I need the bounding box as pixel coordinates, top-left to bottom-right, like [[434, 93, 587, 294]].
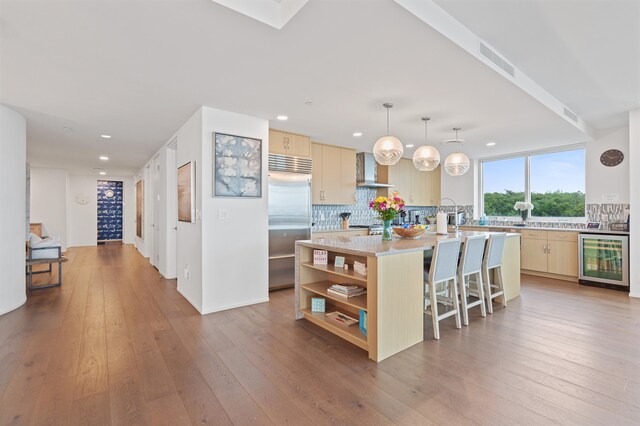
[[1, 244, 640, 425]]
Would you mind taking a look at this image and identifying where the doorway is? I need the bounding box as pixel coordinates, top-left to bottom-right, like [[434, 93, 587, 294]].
[[97, 180, 123, 244], [166, 139, 178, 279]]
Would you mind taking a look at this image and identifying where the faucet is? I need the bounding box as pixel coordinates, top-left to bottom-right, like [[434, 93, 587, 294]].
[[440, 198, 458, 231]]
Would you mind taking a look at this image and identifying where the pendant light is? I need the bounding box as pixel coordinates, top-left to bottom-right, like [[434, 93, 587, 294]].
[[373, 103, 403, 166], [412, 117, 440, 171], [444, 127, 470, 176]]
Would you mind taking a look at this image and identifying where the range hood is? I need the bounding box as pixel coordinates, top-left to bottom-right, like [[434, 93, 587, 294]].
[[356, 152, 394, 188]]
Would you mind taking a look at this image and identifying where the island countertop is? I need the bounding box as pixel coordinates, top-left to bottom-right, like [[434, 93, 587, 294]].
[[296, 230, 520, 257]]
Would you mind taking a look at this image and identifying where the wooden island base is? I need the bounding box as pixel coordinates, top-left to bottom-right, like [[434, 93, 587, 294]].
[[295, 232, 521, 362]]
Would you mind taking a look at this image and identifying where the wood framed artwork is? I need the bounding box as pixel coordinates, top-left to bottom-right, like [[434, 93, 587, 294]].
[[213, 132, 262, 197], [136, 180, 144, 238], [178, 161, 195, 223]]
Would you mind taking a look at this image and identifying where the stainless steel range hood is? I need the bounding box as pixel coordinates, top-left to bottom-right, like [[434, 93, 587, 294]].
[[356, 152, 394, 188]]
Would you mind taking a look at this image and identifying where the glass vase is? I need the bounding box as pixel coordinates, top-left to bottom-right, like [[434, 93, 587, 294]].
[[382, 219, 393, 241], [520, 210, 529, 222]]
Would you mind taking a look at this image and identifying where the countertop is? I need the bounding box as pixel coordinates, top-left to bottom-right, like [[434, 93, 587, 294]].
[[460, 224, 630, 236], [311, 227, 371, 233], [297, 230, 520, 257]]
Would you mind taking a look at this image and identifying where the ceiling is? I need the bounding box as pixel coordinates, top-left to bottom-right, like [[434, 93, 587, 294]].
[[434, 0, 640, 130], [1, 0, 631, 176]]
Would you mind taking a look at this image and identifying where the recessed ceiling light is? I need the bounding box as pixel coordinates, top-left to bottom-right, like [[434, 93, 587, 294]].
[[63, 127, 72, 131], [100, 134, 111, 139], [276, 115, 288, 121], [353, 132, 363, 137], [99, 156, 109, 161], [99, 171, 107, 175], [406, 144, 415, 148], [486, 142, 496, 146], [305, 101, 313, 106]]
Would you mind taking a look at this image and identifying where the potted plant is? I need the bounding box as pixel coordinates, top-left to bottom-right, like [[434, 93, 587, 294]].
[[514, 201, 534, 222], [369, 192, 405, 240]]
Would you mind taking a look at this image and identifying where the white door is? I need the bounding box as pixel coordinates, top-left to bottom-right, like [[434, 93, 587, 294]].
[[165, 142, 178, 279], [152, 154, 161, 268]]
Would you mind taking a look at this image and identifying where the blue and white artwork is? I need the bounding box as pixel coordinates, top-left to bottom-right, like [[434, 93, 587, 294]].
[[97, 180, 123, 241], [214, 132, 262, 197]]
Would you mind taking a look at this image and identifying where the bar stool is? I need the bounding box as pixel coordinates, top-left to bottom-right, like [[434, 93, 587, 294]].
[[424, 238, 462, 339], [483, 233, 507, 314], [457, 235, 487, 325]]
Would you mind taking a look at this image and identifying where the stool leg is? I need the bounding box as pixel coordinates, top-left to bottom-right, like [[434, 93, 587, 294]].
[[476, 271, 487, 317], [451, 277, 462, 329], [484, 267, 494, 314], [458, 273, 469, 326], [497, 266, 507, 307], [429, 281, 440, 340]]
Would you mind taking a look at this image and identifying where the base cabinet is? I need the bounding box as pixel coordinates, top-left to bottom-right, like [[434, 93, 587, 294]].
[[520, 230, 578, 279]]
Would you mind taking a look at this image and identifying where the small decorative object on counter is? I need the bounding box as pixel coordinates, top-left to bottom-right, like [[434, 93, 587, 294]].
[[514, 201, 534, 222], [479, 214, 489, 226], [313, 250, 328, 265], [369, 192, 406, 240], [311, 297, 326, 313], [339, 212, 351, 230], [334, 256, 345, 268]]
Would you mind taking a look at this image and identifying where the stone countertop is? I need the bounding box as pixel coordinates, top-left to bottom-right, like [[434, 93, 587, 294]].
[[311, 227, 371, 233], [297, 230, 520, 257], [460, 224, 630, 236]]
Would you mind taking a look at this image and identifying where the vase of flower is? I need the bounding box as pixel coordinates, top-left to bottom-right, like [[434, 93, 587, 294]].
[[369, 192, 406, 241], [382, 219, 393, 241], [514, 201, 534, 223]]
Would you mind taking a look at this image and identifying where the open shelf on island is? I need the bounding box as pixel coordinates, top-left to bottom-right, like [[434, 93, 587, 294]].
[[301, 308, 368, 350], [301, 262, 368, 283], [301, 281, 367, 311]]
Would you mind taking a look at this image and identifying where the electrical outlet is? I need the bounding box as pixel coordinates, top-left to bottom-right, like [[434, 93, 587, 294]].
[[183, 265, 190, 280]]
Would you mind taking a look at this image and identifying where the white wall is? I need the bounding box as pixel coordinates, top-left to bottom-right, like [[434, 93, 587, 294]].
[[585, 126, 629, 204], [0, 105, 27, 315], [67, 174, 135, 247], [200, 106, 269, 314], [440, 161, 475, 206], [30, 168, 68, 250]]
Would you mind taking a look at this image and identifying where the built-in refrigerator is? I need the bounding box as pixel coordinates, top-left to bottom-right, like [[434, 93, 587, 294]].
[[268, 154, 312, 290]]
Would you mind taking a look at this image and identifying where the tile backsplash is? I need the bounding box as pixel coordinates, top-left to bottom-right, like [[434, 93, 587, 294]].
[[313, 189, 629, 232]]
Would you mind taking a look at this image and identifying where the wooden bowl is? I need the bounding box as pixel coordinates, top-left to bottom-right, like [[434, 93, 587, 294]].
[[392, 227, 426, 239]]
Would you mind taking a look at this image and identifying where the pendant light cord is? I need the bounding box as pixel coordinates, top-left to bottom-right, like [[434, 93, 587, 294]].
[[386, 107, 390, 135]]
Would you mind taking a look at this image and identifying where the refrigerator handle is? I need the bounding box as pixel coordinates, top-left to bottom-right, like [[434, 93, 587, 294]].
[[307, 176, 313, 238]]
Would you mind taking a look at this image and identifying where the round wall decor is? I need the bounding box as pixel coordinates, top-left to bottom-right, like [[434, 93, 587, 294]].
[[75, 193, 90, 205], [600, 149, 624, 167]]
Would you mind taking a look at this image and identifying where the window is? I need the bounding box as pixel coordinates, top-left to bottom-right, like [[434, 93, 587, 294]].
[[481, 147, 585, 219]]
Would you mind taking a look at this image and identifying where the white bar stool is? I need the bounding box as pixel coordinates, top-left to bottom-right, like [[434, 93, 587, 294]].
[[457, 234, 487, 325], [483, 233, 507, 314], [424, 238, 462, 340]]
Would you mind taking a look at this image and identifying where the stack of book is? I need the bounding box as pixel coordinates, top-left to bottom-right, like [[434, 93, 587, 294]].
[[327, 283, 366, 298]]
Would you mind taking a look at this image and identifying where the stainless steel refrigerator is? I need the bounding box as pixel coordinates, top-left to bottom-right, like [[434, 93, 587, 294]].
[[268, 154, 312, 290]]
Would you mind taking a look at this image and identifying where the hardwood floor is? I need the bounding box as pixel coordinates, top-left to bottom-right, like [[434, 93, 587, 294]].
[[1, 244, 640, 425]]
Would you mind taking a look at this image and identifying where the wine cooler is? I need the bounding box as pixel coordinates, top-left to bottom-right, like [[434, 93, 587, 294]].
[[578, 233, 629, 289]]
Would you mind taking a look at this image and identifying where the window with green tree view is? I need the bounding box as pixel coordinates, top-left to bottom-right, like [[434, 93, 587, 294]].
[[482, 148, 585, 219]]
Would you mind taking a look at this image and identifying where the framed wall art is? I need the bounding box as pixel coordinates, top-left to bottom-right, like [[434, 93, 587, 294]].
[[178, 161, 195, 223], [213, 132, 262, 198]]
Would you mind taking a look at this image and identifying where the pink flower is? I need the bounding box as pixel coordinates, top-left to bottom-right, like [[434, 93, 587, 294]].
[[394, 205, 399, 211], [380, 205, 387, 211]]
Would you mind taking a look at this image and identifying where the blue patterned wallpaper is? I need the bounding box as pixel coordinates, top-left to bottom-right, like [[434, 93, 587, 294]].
[[97, 180, 123, 241]]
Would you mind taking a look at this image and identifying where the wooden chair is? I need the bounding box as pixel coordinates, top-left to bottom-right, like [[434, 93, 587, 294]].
[[482, 233, 507, 314], [457, 234, 487, 325], [424, 238, 462, 339], [26, 245, 68, 290]]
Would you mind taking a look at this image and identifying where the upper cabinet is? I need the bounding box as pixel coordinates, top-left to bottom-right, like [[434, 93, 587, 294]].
[[379, 159, 441, 206], [269, 130, 311, 157], [311, 142, 356, 205]]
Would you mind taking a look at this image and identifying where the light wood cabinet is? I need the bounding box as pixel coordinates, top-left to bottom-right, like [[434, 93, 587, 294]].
[[311, 143, 356, 205], [269, 130, 311, 157], [380, 159, 440, 206], [520, 230, 578, 278]]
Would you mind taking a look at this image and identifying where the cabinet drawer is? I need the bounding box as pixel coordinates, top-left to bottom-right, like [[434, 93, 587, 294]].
[[520, 230, 548, 240], [547, 231, 578, 242]]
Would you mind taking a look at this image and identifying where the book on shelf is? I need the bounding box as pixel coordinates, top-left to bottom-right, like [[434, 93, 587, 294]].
[[327, 288, 366, 298], [359, 310, 367, 337], [325, 311, 359, 326]]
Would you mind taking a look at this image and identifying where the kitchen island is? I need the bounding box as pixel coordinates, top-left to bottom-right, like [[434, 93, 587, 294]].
[[295, 231, 521, 361]]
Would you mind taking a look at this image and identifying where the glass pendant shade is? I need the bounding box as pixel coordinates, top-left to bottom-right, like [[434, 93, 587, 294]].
[[413, 145, 440, 171], [373, 136, 403, 166], [444, 152, 471, 176]]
